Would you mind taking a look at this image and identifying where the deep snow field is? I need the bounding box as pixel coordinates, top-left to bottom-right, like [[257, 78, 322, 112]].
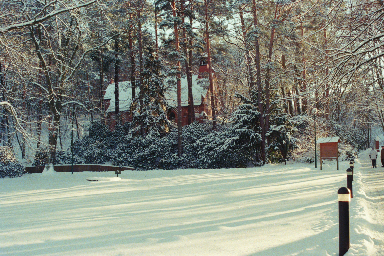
[[0, 150, 383, 256]]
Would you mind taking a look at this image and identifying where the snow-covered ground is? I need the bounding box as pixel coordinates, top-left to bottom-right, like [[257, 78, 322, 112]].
[[0, 150, 383, 256]]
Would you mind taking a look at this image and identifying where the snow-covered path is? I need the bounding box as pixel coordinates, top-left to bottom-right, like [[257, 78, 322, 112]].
[[347, 151, 384, 255], [0, 156, 382, 256]]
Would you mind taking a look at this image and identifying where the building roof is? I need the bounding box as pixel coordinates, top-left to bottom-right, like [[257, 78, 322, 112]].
[[104, 75, 208, 113], [104, 81, 135, 113], [165, 75, 208, 107]]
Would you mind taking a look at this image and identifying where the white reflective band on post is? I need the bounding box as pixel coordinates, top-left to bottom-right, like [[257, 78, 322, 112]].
[[347, 171, 353, 175], [338, 194, 350, 202]]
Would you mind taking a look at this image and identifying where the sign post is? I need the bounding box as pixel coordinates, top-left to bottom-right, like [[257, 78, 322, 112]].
[[318, 137, 340, 170]]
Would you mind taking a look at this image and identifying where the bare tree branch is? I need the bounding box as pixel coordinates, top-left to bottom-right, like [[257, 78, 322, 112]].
[[0, 0, 96, 34]]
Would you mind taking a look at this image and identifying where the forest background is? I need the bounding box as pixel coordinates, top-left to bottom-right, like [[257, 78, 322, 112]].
[[1, 0, 383, 173]]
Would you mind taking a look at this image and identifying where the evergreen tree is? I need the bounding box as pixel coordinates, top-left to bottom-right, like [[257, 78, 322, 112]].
[[132, 47, 170, 136]]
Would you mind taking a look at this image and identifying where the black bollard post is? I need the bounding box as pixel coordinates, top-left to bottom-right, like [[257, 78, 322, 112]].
[[346, 168, 353, 198], [349, 160, 354, 174], [338, 187, 350, 256]]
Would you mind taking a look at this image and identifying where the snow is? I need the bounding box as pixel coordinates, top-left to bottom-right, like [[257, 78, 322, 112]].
[[104, 75, 208, 113], [165, 75, 207, 107], [103, 81, 136, 113], [317, 137, 341, 143], [0, 150, 383, 256]]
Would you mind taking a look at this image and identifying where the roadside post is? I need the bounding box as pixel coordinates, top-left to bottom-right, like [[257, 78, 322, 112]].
[[346, 167, 353, 198], [338, 187, 351, 255], [349, 160, 354, 171]]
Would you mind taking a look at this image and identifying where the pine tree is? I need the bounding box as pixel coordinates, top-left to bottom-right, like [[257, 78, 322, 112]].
[[132, 47, 170, 136]]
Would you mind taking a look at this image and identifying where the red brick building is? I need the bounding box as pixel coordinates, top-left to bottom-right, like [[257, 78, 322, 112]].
[[103, 59, 218, 130]]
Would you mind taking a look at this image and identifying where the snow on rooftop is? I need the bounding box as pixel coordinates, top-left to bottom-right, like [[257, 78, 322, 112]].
[[317, 136, 340, 143], [165, 75, 208, 107], [104, 81, 136, 113], [104, 75, 208, 112]]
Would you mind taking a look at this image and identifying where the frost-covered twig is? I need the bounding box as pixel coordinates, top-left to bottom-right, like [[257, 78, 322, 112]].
[[0, 101, 29, 139], [0, 1, 97, 34]]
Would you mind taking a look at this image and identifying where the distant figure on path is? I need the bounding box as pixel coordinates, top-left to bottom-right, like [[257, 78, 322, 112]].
[[381, 146, 384, 167], [369, 147, 378, 168]]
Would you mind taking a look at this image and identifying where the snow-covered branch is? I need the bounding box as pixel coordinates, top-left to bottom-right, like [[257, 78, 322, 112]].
[[63, 33, 118, 83], [0, 102, 29, 139], [0, 0, 97, 34]]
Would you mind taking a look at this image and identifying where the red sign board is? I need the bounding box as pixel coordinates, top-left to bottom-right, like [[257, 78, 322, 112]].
[[320, 142, 338, 159], [318, 137, 340, 170]]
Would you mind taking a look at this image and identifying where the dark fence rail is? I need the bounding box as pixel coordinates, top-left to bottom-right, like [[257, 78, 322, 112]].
[[26, 165, 134, 173]]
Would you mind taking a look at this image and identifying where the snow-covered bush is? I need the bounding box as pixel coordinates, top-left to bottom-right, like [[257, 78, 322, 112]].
[[0, 162, 25, 178], [71, 136, 110, 164], [33, 147, 49, 167], [0, 146, 25, 178], [183, 112, 261, 169], [32, 147, 49, 166], [66, 102, 303, 170], [56, 150, 84, 165], [119, 131, 180, 170], [187, 128, 259, 168], [59, 122, 112, 165], [88, 121, 110, 139]]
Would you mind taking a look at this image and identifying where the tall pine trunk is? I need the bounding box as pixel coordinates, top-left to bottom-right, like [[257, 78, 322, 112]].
[[172, 0, 183, 156], [137, 9, 146, 135], [204, 0, 216, 129], [138, 10, 144, 92], [252, 0, 266, 163], [0, 61, 7, 146], [129, 26, 136, 100], [154, 4, 159, 58], [99, 50, 104, 115], [264, 3, 279, 140], [188, 5, 194, 124], [300, 22, 307, 113], [182, 0, 194, 125], [239, 5, 255, 97], [114, 36, 120, 126]]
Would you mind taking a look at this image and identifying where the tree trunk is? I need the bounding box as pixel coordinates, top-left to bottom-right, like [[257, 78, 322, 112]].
[[0, 61, 7, 146], [182, 0, 194, 125], [99, 50, 104, 115], [114, 36, 120, 125], [252, 0, 266, 163], [239, 4, 255, 97], [188, 2, 194, 124], [204, 0, 216, 129], [30, 25, 61, 164], [154, 4, 159, 58], [172, 0, 183, 156], [300, 22, 307, 114], [48, 95, 62, 164], [138, 10, 144, 92], [293, 64, 302, 115], [264, 3, 279, 139], [37, 85, 43, 148], [323, 28, 330, 120], [137, 9, 145, 135], [287, 89, 294, 116], [129, 26, 136, 100]]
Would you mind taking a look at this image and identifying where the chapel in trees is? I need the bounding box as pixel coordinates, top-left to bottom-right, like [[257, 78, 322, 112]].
[[103, 55, 220, 130]]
